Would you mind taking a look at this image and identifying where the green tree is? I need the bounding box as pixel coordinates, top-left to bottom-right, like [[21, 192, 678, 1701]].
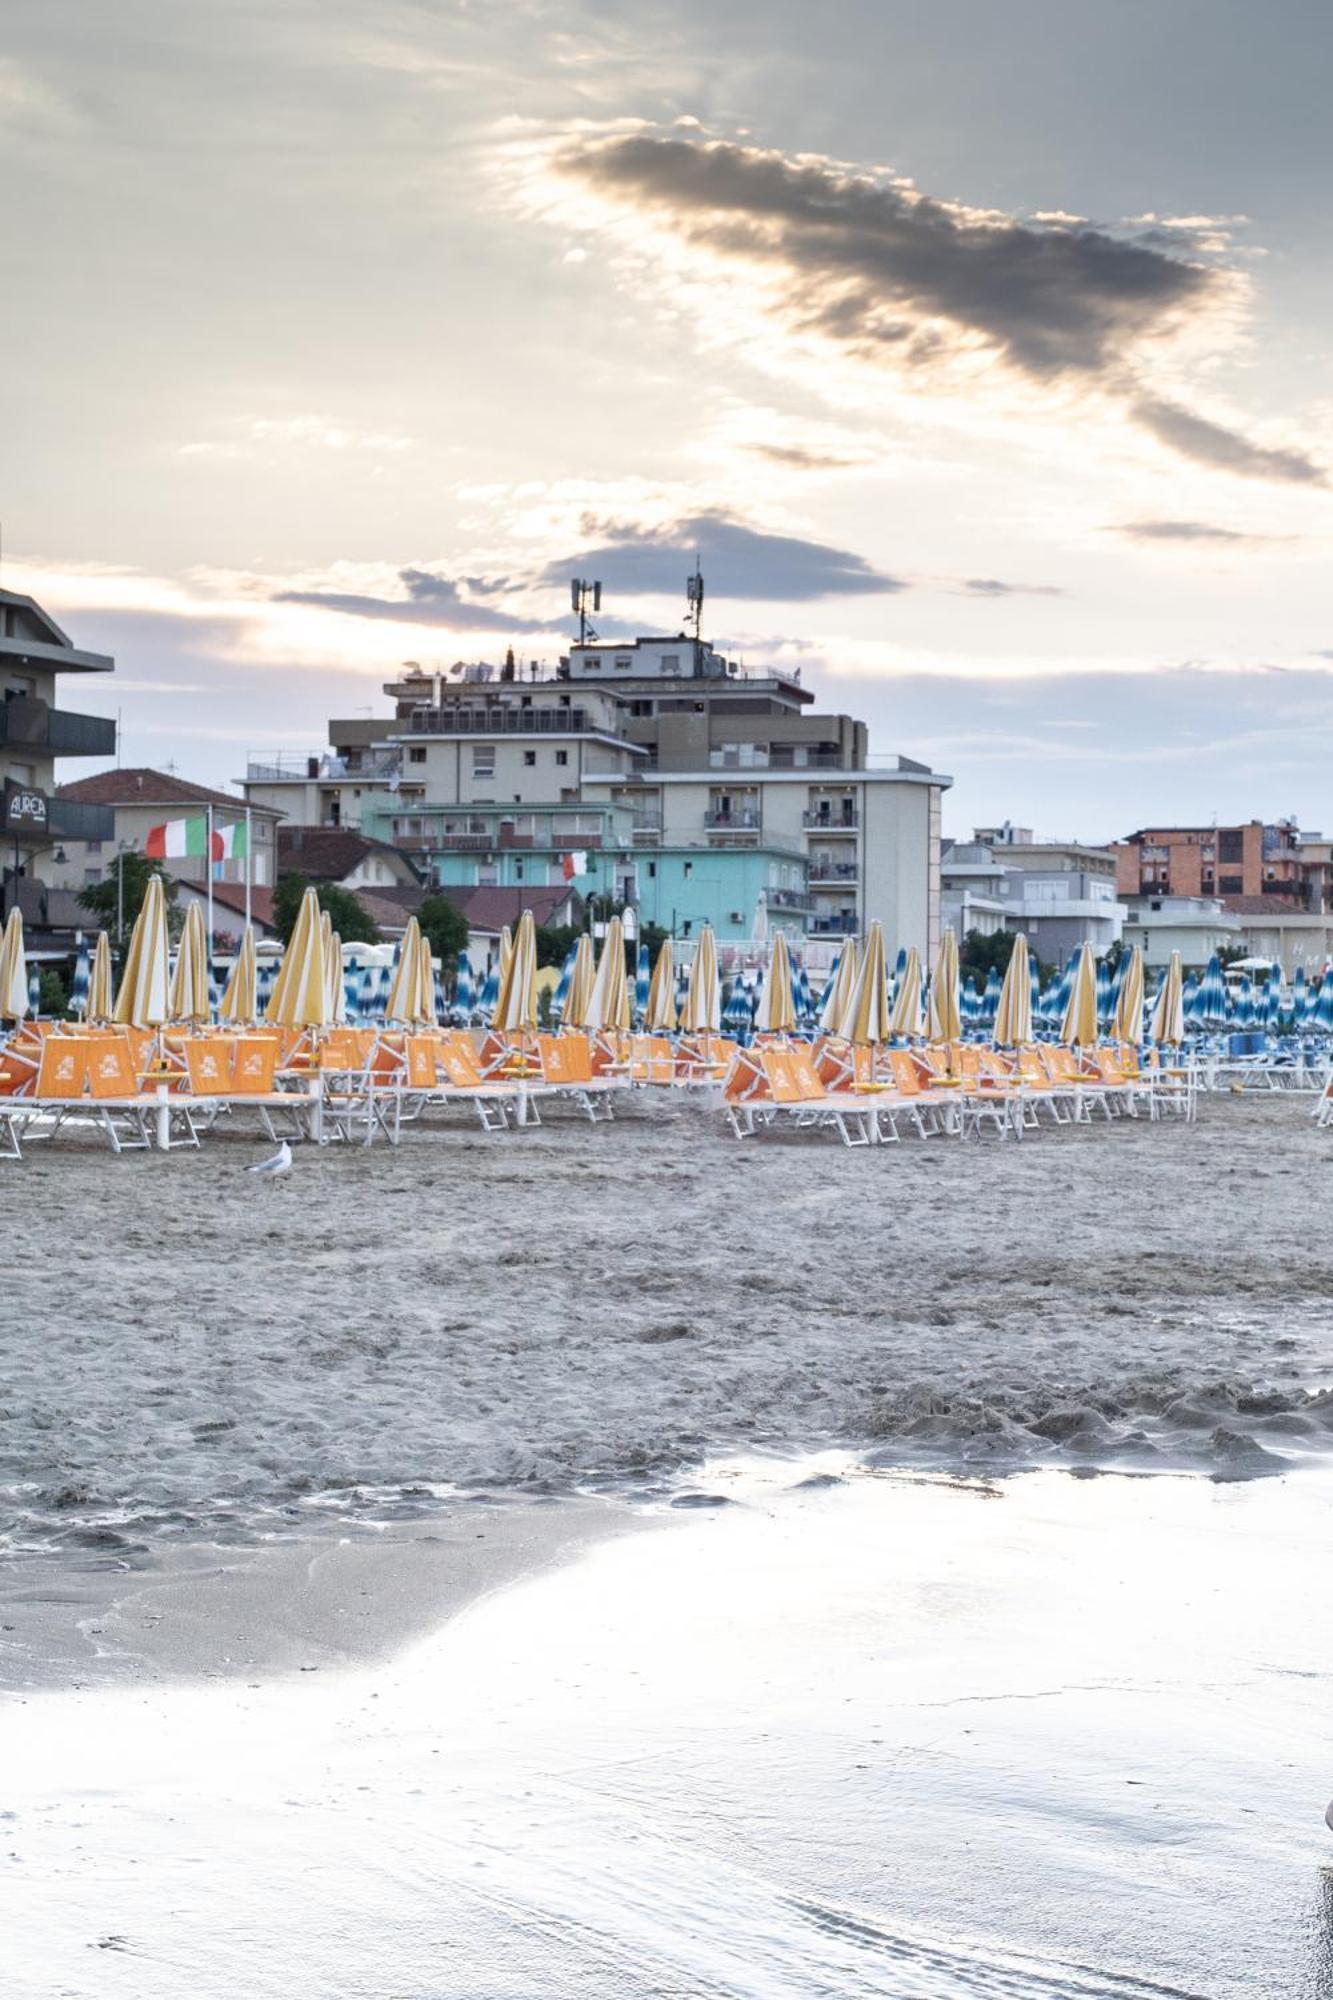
[[417, 892, 468, 969], [38, 968, 68, 1018], [535, 922, 582, 970], [273, 872, 379, 945], [78, 853, 177, 947], [959, 927, 1016, 983]]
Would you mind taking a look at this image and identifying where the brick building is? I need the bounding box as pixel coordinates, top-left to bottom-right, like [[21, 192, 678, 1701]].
[[1112, 822, 1308, 906]]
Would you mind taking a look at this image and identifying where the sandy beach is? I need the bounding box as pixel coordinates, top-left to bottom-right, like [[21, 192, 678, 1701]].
[[7, 1091, 1333, 1993]]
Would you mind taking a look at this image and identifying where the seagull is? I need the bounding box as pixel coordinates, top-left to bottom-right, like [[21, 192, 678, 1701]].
[[246, 1140, 292, 1177]]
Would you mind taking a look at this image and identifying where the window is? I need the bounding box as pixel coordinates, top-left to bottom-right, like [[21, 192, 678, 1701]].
[[647, 862, 657, 879], [524, 750, 536, 767], [1218, 830, 1243, 863], [614, 655, 632, 671], [409, 746, 426, 764], [660, 654, 679, 672], [555, 750, 568, 767], [472, 743, 495, 780], [514, 861, 524, 881], [1219, 874, 1243, 895]]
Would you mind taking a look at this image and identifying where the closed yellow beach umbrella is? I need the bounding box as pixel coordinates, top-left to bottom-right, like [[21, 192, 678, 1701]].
[[1149, 949, 1185, 1046], [326, 930, 347, 1024], [219, 923, 258, 1024], [387, 916, 429, 1024], [586, 914, 630, 1033], [846, 921, 891, 1046], [645, 937, 677, 1033], [888, 942, 923, 1039], [87, 931, 114, 1023], [560, 933, 596, 1029], [994, 933, 1032, 1047], [1059, 941, 1098, 1048], [819, 937, 859, 1038], [1114, 945, 1146, 1044], [681, 923, 720, 1034], [0, 907, 28, 1021], [169, 901, 211, 1024], [755, 932, 795, 1035], [266, 885, 329, 1028], [494, 908, 538, 1033], [497, 924, 513, 993], [115, 875, 171, 1028], [930, 930, 962, 1043]]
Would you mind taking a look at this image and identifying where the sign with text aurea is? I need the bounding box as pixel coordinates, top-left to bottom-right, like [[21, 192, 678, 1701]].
[[3, 782, 48, 834]]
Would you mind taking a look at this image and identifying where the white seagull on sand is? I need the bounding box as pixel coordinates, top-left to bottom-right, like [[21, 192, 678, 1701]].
[[246, 1141, 292, 1177]]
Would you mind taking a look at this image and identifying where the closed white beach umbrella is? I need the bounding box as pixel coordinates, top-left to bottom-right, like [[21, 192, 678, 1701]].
[[265, 885, 329, 1029], [819, 938, 859, 1038], [645, 937, 678, 1033], [0, 907, 29, 1021], [1059, 941, 1098, 1048], [115, 876, 171, 1028], [494, 908, 538, 1033], [87, 931, 114, 1024], [888, 941, 923, 1039], [994, 934, 1033, 1048], [169, 902, 211, 1025], [219, 924, 258, 1024], [930, 929, 961, 1044], [681, 923, 720, 1035], [846, 922, 891, 1047], [755, 932, 796, 1035], [1113, 945, 1145, 1043], [586, 914, 630, 1033], [1148, 950, 1185, 1046]]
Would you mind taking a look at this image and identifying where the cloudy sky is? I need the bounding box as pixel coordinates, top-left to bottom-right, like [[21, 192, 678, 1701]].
[[5, 0, 1332, 840]]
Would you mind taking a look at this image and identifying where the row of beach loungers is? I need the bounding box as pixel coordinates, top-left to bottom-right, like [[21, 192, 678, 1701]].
[[0, 1019, 1194, 1157]]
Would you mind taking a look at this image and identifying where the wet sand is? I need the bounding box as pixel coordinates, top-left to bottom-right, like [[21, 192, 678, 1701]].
[[8, 1458, 1333, 1999], [5, 1091, 1333, 1687]]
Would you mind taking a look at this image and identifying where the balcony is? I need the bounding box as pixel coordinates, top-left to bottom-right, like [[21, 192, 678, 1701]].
[[405, 706, 593, 736], [802, 809, 859, 833], [704, 808, 760, 831], [807, 859, 860, 884], [808, 911, 859, 936], [247, 752, 402, 784], [767, 887, 812, 911], [47, 797, 116, 841], [0, 698, 116, 758]]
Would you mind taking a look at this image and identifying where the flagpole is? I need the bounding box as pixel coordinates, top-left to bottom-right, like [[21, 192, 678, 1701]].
[[206, 804, 214, 962], [244, 805, 252, 929]]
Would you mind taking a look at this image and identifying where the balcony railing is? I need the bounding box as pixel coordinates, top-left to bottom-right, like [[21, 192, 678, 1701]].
[[808, 911, 859, 936], [704, 808, 760, 830], [767, 887, 812, 911], [0, 699, 116, 757], [47, 798, 116, 841], [808, 860, 859, 883], [405, 706, 593, 736], [802, 809, 859, 832], [247, 753, 402, 783]]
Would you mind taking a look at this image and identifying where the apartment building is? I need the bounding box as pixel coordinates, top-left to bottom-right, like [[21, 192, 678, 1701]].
[[244, 635, 949, 955], [941, 833, 1126, 964], [1113, 821, 1308, 904], [1, 588, 116, 919]]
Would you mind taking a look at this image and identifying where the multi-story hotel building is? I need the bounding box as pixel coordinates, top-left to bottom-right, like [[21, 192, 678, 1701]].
[[244, 635, 949, 956]]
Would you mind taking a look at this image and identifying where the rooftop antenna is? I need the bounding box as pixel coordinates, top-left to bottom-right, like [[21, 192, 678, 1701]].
[[571, 578, 601, 646], [686, 555, 705, 641]]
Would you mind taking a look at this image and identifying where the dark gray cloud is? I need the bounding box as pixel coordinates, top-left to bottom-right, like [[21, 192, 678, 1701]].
[[960, 577, 1064, 598], [1131, 397, 1325, 487], [276, 570, 551, 634], [559, 132, 1323, 488], [1112, 518, 1294, 546], [535, 509, 905, 600], [749, 442, 870, 471], [560, 134, 1213, 383]]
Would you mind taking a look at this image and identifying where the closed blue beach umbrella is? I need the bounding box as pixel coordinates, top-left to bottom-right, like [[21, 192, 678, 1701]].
[[1095, 957, 1114, 1029], [551, 942, 578, 1023], [891, 945, 907, 1008], [1307, 966, 1326, 1026], [478, 955, 500, 1023], [961, 975, 979, 1030], [69, 937, 91, 1017], [374, 960, 393, 1022], [27, 965, 40, 1016], [343, 969, 362, 1023], [1182, 972, 1201, 1028], [453, 950, 476, 1024], [1194, 954, 1225, 1029], [981, 966, 1001, 1029], [724, 974, 752, 1037], [1291, 964, 1308, 1029], [633, 942, 651, 1027], [1304, 964, 1328, 1032], [815, 952, 840, 1023], [1234, 976, 1254, 1028]]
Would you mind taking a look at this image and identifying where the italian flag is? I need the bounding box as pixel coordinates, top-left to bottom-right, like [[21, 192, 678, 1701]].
[[145, 817, 247, 862], [562, 850, 588, 881]]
